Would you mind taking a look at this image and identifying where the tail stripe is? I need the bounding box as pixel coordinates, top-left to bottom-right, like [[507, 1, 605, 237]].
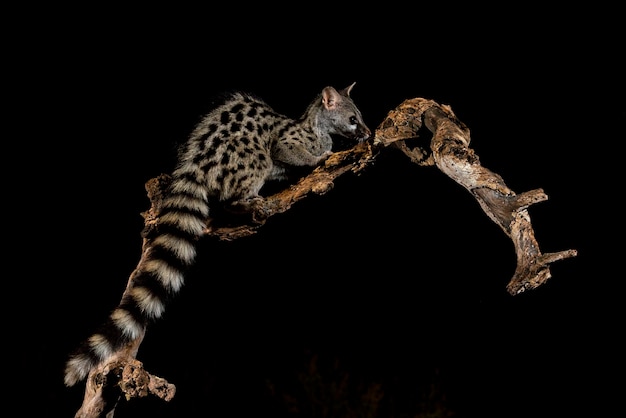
[[170, 173, 209, 201], [87, 334, 115, 360], [128, 286, 166, 318], [64, 356, 94, 387], [145, 243, 188, 273], [143, 258, 185, 293], [160, 211, 206, 236], [163, 193, 209, 216], [110, 308, 144, 340], [152, 234, 196, 265], [121, 273, 170, 318]]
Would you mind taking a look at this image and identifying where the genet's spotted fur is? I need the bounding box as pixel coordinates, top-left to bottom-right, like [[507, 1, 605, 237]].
[[64, 83, 370, 387]]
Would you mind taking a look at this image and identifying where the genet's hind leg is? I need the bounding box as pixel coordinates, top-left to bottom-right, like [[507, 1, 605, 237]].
[[226, 196, 275, 224], [225, 164, 274, 222]]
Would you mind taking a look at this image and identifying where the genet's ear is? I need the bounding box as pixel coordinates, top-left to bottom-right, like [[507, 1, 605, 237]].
[[321, 86, 342, 110], [339, 82, 357, 97]]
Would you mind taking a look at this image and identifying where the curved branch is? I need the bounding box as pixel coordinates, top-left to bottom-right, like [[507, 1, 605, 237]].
[[374, 97, 577, 295]]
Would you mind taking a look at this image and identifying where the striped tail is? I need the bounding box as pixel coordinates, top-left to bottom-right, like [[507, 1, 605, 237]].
[[64, 173, 209, 386]]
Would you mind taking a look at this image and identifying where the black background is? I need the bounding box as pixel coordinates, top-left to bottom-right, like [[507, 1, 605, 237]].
[[16, 5, 622, 418]]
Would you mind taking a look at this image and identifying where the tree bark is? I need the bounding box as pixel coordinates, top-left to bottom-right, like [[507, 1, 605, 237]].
[[373, 98, 577, 294]]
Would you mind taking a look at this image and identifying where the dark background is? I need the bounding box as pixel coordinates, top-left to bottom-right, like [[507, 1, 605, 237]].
[[17, 5, 622, 418]]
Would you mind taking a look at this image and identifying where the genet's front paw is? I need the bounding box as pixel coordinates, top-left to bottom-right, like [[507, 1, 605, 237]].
[[317, 150, 333, 163]]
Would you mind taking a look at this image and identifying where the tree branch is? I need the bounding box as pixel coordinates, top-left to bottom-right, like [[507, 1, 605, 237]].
[[71, 97, 577, 416], [373, 97, 577, 294]]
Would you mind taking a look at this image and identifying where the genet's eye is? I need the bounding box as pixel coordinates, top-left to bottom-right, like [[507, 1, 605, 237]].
[[349, 116, 358, 125]]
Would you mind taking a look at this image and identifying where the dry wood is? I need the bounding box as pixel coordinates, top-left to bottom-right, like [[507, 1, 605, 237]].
[[71, 98, 576, 417], [374, 97, 577, 294]]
